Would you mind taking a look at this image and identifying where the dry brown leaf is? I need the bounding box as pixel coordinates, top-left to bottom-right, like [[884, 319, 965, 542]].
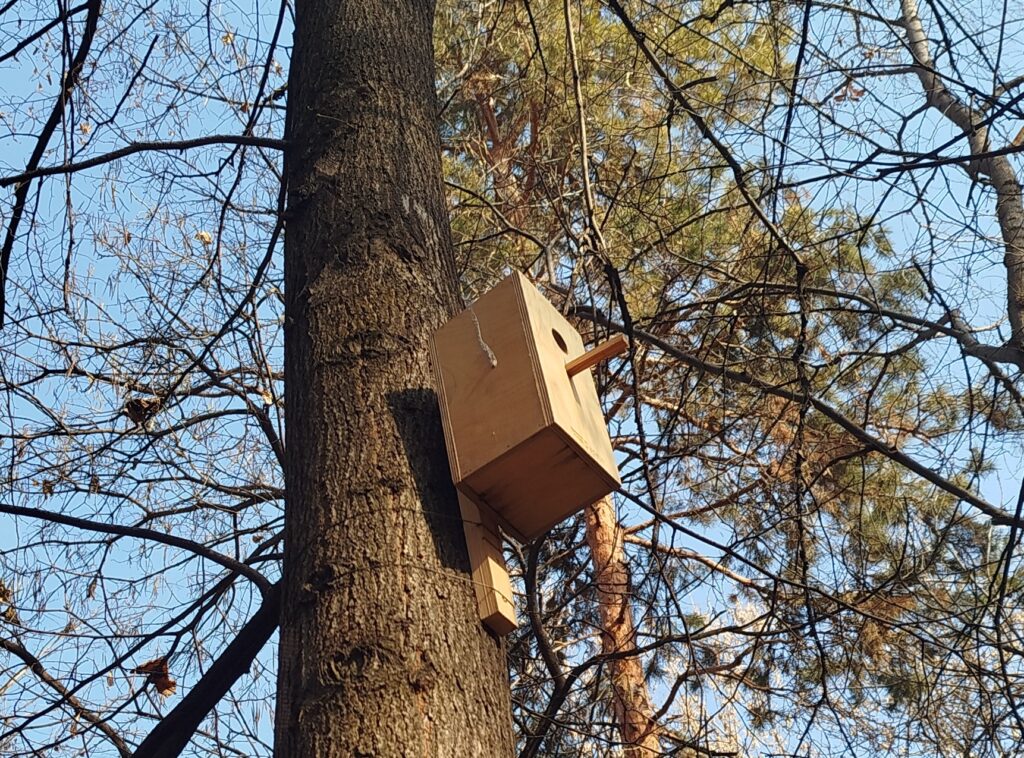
[[124, 396, 162, 425], [133, 656, 177, 697]]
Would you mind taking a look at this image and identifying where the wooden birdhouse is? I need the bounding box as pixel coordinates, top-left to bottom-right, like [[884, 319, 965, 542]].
[[431, 273, 625, 634], [430, 272, 622, 542]]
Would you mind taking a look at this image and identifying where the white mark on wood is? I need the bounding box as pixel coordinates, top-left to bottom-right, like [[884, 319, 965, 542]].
[[469, 306, 498, 368]]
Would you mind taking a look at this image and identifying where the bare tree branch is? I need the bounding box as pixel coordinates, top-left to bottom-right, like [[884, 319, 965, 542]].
[[0, 136, 288, 189], [0, 637, 132, 757]]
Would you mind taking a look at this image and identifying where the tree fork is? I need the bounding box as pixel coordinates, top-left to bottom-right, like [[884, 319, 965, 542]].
[[275, 1, 514, 755], [134, 584, 281, 758]]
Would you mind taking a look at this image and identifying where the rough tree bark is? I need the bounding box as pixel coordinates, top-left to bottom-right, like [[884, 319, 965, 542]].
[[584, 496, 661, 756], [274, 1, 514, 755]]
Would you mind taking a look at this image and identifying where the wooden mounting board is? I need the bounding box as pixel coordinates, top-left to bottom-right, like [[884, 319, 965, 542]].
[[458, 492, 517, 636]]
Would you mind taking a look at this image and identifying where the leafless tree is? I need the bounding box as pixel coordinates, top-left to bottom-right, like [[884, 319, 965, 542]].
[[2, 0, 1024, 756]]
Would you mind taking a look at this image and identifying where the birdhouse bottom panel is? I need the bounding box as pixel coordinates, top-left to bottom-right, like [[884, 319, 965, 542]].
[[459, 427, 619, 542]]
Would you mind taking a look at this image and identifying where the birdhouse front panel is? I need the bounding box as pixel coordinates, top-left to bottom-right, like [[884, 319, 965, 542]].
[[516, 281, 619, 480], [430, 273, 620, 542]]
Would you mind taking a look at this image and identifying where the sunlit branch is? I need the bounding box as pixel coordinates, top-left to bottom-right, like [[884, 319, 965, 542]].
[[0, 136, 288, 189]]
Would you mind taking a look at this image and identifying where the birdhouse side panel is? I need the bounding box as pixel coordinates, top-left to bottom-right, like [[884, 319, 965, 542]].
[[429, 277, 550, 485], [517, 282, 620, 488]]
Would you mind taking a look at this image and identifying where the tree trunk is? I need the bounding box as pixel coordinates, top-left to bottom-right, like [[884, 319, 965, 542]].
[[274, 2, 514, 755], [584, 497, 661, 757]]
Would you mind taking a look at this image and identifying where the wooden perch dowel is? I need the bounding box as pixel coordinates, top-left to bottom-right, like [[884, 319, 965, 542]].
[[565, 334, 628, 377]]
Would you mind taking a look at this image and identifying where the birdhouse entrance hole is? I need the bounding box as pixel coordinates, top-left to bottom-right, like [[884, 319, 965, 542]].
[[552, 329, 568, 353]]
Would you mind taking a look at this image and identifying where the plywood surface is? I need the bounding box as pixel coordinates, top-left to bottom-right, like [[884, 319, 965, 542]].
[[517, 278, 620, 487], [464, 427, 616, 541], [430, 274, 548, 483], [432, 272, 621, 543], [458, 492, 517, 636]]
